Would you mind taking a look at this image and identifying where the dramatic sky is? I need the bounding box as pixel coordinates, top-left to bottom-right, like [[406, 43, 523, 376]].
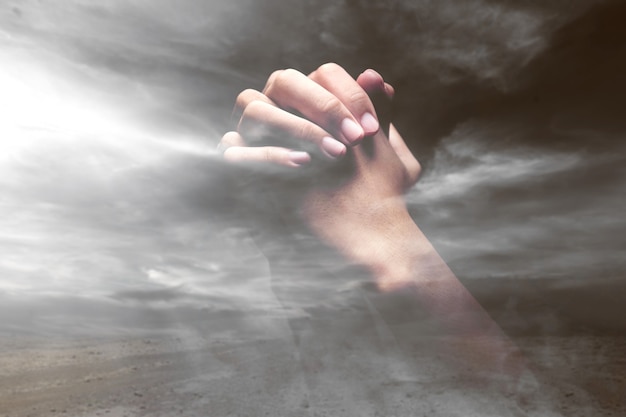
[[1, 0, 625, 335]]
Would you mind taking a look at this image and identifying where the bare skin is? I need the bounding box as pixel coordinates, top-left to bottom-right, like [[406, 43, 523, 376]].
[[220, 63, 538, 398]]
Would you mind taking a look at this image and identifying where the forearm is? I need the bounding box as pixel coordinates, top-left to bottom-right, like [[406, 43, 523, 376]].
[[363, 205, 532, 385]]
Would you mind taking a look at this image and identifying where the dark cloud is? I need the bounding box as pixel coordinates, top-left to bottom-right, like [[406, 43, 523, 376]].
[[0, 0, 624, 326], [410, 130, 626, 281], [1, 3, 625, 416]]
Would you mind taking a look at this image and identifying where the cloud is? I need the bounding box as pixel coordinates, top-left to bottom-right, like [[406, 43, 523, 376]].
[[412, 125, 583, 205], [0, 6, 623, 415], [1, 0, 624, 316], [0, 36, 258, 308], [408, 121, 626, 280]]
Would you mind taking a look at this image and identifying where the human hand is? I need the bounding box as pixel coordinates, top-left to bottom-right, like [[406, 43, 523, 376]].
[[220, 64, 397, 164], [219, 67, 540, 397], [220, 63, 422, 287]]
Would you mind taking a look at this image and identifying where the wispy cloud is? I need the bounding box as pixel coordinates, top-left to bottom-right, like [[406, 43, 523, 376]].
[[409, 121, 626, 280], [0, 0, 622, 308], [413, 125, 583, 204]]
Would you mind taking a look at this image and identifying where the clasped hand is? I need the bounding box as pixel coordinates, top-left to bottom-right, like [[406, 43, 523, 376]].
[[219, 63, 422, 286]]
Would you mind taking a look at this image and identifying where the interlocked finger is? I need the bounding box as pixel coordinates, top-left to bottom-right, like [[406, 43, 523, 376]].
[[309, 63, 380, 136], [232, 89, 276, 126], [218, 131, 246, 152], [263, 68, 365, 145], [220, 128, 311, 167], [238, 100, 346, 159], [223, 145, 311, 168]]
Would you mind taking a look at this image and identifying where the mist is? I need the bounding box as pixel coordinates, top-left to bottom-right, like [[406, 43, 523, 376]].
[[1, 0, 625, 415]]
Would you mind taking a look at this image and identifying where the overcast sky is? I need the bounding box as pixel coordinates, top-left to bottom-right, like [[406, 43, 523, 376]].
[[1, 0, 624, 324]]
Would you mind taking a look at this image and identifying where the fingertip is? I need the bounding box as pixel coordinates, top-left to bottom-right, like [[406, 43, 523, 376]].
[[357, 70, 394, 99], [341, 118, 365, 144], [357, 69, 385, 93], [360, 112, 380, 136], [362, 68, 384, 82], [384, 82, 395, 98], [321, 136, 347, 159], [288, 150, 311, 166]]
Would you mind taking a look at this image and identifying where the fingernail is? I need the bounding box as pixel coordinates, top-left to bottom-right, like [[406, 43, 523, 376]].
[[360, 112, 379, 135], [289, 151, 311, 166], [341, 118, 364, 144], [321, 137, 346, 159]]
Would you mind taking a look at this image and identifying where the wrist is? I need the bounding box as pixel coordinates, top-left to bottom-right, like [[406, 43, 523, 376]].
[[359, 203, 433, 292]]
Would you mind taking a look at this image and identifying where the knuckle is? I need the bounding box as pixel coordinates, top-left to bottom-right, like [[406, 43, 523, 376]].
[[235, 88, 260, 109], [263, 69, 284, 93], [316, 62, 340, 78], [274, 68, 298, 87], [265, 68, 301, 96], [296, 122, 317, 142], [263, 147, 281, 162], [241, 99, 267, 120], [347, 89, 371, 108], [238, 101, 269, 136], [219, 134, 233, 148], [219, 131, 244, 151], [318, 96, 343, 117], [269, 69, 284, 80]]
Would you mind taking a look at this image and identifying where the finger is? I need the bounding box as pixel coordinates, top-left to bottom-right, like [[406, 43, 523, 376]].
[[231, 89, 276, 127], [388, 123, 421, 186], [223, 146, 311, 168], [384, 82, 395, 98], [263, 68, 365, 145], [218, 131, 247, 152], [309, 63, 380, 136], [356, 69, 394, 138], [356, 69, 394, 98], [238, 100, 347, 159]]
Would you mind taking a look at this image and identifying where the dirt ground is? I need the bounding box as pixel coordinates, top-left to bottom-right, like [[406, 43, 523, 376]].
[[1, 328, 624, 416]]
